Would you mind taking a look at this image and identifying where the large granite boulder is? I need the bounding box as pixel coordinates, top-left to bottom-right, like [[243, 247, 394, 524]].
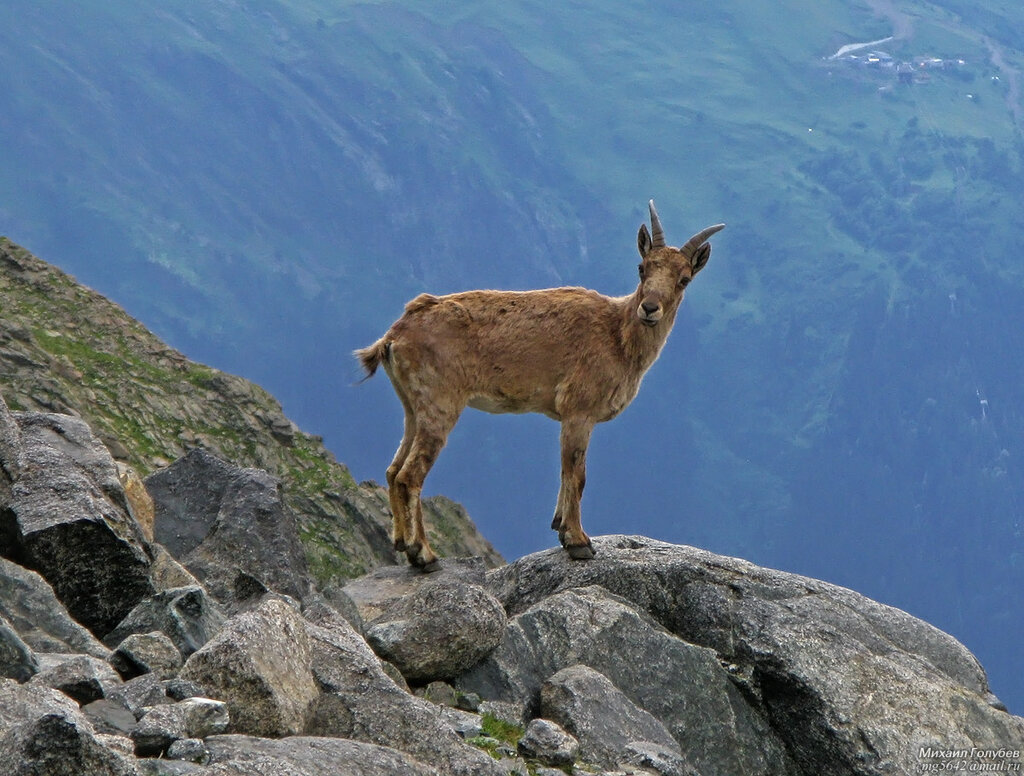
[[0, 678, 139, 776], [103, 585, 226, 658], [178, 597, 318, 737], [365, 578, 506, 683], [0, 400, 154, 637], [144, 449, 311, 607], [457, 583, 788, 775], [303, 604, 508, 776], [203, 734, 440, 776], [483, 535, 1024, 776], [0, 555, 110, 658], [540, 664, 680, 768]]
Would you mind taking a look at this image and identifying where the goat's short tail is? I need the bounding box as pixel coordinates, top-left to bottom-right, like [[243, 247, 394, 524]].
[[354, 337, 390, 381]]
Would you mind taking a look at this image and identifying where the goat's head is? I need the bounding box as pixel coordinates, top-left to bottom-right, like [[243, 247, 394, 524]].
[[635, 200, 724, 327]]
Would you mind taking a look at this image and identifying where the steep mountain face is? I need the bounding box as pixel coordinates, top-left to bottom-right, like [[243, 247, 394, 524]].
[[0, 238, 503, 580], [1, 0, 1023, 708]]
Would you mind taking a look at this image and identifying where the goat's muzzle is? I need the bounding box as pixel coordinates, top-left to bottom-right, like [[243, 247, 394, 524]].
[[638, 300, 662, 327]]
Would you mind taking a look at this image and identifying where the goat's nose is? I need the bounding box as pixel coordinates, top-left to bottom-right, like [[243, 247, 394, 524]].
[[641, 301, 660, 315]]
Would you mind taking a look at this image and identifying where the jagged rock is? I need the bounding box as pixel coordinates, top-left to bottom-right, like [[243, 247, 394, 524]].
[[28, 654, 121, 705], [302, 604, 507, 776], [137, 761, 204, 776], [0, 678, 139, 776], [485, 535, 1024, 776], [109, 631, 182, 680], [341, 556, 490, 624], [517, 717, 579, 767], [166, 737, 208, 763], [204, 734, 441, 776], [131, 698, 229, 757], [458, 584, 787, 775], [148, 545, 200, 592], [0, 612, 38, 681], [145, 449, 311, 606], [540, 665, 678, 768], [623, 742, 699, 776], [164, 679, 205, 702], [106, 674, 172, 719], [0, 401, 154, 637], [117, 464, 154, 542], [179, 597, 318, 737], [82, 697, 139, 737], [365, 578, 506, 683], [0, 555, 109, 657], [104, 586, 226, 658]]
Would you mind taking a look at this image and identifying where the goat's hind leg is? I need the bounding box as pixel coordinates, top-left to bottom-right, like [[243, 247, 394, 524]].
[[394, 409, 460, 572], [386, 409, 415, 554]]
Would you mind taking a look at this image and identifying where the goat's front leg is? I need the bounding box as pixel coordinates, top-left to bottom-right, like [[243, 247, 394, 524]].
[[552, 416, 595, 560]]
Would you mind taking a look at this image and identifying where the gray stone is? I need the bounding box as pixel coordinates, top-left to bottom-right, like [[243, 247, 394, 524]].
[[0, 678, 139, 776], [623, 742, 699, 776], [138, 761, 205, 775], [203, 734, 440, 776], [485, 535, 1024, 775], [302, 605, 507, 776], [518, 717, 579, 767], [341, 556, 489, 624], [166, 737, 208, 764], [164, 678, 205, 702], [106, 673, 171, 719], [148, 544, 201, 592], [145, 449, 311, 606], [0, 555, 109, 657], [179, 597, 318, 737], [419, 680, 459, 707], [29, 653, 121, 705], [540, 665, 677, 768], [82, 697, 138, 736], [131, 703, 188, 757], [0, 407, 154, 637], [458, 584, 787, 775], [131, 698, 228, 757], [365, 579, 506, 683], [109, 631, 183, 680], [104, 585, 226, 658], [0, 611, 38, 681]]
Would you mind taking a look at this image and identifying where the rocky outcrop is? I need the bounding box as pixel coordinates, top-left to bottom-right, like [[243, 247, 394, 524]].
[[0, 404, 154, 637], [478, 535, 1024, 775], [145, 450, 311, 608], [0, 237, 503, 584]]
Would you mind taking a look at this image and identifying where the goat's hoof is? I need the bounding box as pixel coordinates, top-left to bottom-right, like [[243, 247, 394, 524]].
[[394, 538, 407, 553], [566, 543, 596, 560], [417, 558, 441, 573]]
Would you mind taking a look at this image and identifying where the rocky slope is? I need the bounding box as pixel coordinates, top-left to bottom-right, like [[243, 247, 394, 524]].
[[0, 390, 1021, 775], [0, 237, 503, 581]]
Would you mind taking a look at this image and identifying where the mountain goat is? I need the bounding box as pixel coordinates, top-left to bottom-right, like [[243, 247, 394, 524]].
[[356, 201, 724, 570]]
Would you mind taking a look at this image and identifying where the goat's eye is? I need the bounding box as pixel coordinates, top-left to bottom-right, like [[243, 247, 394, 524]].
[[678, 275, 691, 288], [638, 263, 645, 280]]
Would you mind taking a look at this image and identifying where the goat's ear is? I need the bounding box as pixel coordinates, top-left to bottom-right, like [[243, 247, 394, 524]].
[[637, 224, 653, 258], [692, 243, 712, 275]]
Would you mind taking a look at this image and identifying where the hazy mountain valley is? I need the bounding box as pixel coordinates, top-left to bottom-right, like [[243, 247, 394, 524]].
[[2, 0, 1023, 712]]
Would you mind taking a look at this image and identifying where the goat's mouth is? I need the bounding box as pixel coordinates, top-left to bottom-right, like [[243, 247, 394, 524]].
[[638, 316, 659, 328]]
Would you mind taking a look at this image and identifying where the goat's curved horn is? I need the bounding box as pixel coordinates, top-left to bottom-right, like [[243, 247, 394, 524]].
[[680, 224, 726, 257], [648, 200, 666, 248]]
